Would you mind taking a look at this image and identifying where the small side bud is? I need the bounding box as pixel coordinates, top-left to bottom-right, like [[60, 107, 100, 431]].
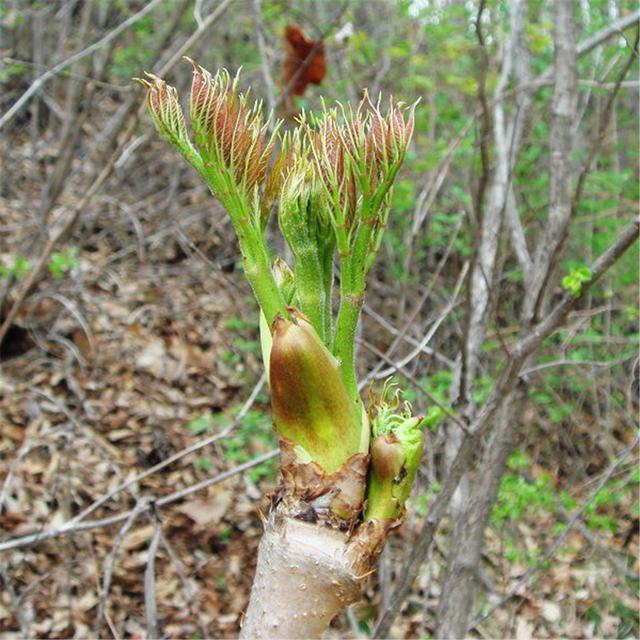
[[364, 382, 425, 521], [272, 257, 296, 303], [370, 433, 404, 481]]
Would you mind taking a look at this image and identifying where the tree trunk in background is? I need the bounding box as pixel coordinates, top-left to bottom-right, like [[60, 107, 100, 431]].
[[436, 392, 521, 638], [436, 3, 577, 637], [522, 0, 579, 325]]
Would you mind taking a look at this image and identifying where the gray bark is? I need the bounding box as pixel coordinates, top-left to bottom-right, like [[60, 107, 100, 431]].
[[523, 0, 578, 324], [436, 3, 578, 637], [436, 391, 521, 639], [443, 0, 533, 513]]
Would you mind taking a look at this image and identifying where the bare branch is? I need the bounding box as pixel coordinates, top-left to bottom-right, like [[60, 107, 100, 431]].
[[364, 214, 463, 382], [372, 262, 469, 379], [94, 498, 151, 636], [0, 449, 278, 553], [576, 10, 639, 57], [572, 28, 639, 218], [252, 0, 277, 112], [373, 218, 639, 638], [0, 0, 167, 131], [472, 0, 492, 227], [0, 563, 31, 638], [524, 0, 579, 323]]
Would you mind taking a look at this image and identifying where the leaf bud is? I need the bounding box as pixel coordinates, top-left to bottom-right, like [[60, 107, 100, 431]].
[[187, 60, 278, 196], [364, 382, 425, 521], [135, 73, 197, 161], [269, 308, 363, 473]]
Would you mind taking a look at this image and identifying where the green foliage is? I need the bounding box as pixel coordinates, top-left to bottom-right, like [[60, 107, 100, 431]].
[[400, 371, 453, 432], [186, 414, 214, 435], [221, 408, 277, 482], [186, 408, 277, 482], [528, 387, 574, 424], [412, 482, 441, 518], [492, 467, 556, 526], [562, 266, 592, 296], [0, 62, 26, 84], [0, 255, 31, 279], [109, 2, 187, 79], [391, 179, 416, 214], [1, 248, 78, 281], [215, 576, 227, 592], [224, 315, 256, 332], [49, 246, 78, 279], [232, 337, 261, 355], [194, 457, 213, 472], [492, 451, 638, 574], [423, 405, 445, 431]]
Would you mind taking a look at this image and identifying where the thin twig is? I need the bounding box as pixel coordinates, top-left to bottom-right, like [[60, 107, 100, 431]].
[[472, 0, 492, 225], [572, 27, 639, 219], [0, 0, 167, 131], [0, 449, 279, 553], [252, 0, 276, 112], [69, 373, 265, 527], [521, 354, 634, 376], [364, 214, 463, 382], [361, 305, 455, 369], [144, 516, 163, 640], [373, 262, 469, 379], [358, 338, 470, 435], [0, 563, 31, 638], [95, 498, 151, 636]]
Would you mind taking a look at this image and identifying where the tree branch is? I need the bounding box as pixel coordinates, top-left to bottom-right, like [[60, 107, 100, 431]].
[[0, 449, 278, 553], [373, 217, 639, 638], [0, 0, 168, 131]]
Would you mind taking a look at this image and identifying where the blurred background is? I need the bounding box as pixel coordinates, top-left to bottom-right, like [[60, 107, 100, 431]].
[[0, 1, 638, 638]]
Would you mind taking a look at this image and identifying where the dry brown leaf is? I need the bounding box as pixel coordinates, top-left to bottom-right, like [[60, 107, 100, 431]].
[[541, 601, 561, 623], [516, 617, 534, 640], [122, 524, 155, 550], [177, 491, 232, 525]]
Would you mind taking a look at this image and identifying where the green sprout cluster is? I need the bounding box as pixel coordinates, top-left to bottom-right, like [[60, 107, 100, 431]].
[[138, 62, 423, 520]]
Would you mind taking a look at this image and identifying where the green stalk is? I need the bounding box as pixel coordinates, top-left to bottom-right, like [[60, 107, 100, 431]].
[[364, 473, 397, 521], [319, 234, 335, 342], [333, 178, 398, 391], [332, 256, 364, 403], [218, 186, 289, 327], [241, 236, 289, 327], [350, 174, 397, 276], [290, 244, 327, 342]]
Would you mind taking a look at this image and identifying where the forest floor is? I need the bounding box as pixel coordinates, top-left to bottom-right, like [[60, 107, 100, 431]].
[[0, 125, 638, 640], [1, 235, 637, 639]]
